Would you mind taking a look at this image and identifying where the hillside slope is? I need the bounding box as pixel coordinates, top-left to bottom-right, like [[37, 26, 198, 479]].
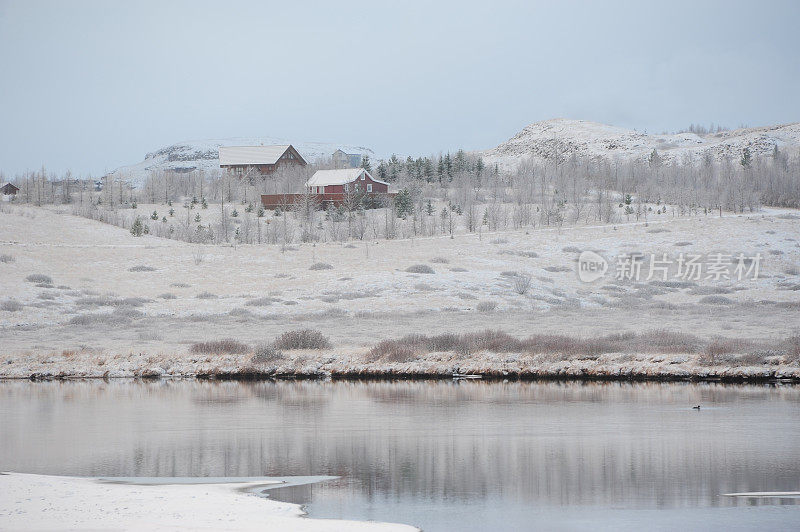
[[479, 119, 800, 169], [108, 137, 378, 187]]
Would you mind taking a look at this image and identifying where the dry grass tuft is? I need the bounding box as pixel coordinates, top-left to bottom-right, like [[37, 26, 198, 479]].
[[1, 299, 24, 312], [700, 338, 756, 365], [196, 291, 218, 299], [699, 295, 734, 305], [543, 266, 571, 273], [128, 265, 156, 272], [26, 273, 52, 284], [309, 262, 333, 270], [406, 264, 435, 274], [190, 338, 250, 354], [246, 297, 279, 306], [0, 254, 15, 263], [368, 339, 418, 362], [476, 300, 498, 312]]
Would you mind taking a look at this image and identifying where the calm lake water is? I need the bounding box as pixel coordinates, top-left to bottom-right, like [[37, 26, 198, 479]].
[[1, 379, 799, 530]]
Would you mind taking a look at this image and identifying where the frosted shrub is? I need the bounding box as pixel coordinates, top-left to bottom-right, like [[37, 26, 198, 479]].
[[512, 272, 532, 295], [252, 344, 283, 363], [274, 329, 332, 350], [406, 264, 435, 274]]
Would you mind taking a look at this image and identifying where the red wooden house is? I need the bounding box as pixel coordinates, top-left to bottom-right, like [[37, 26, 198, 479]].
[[260, 168, 392, 209], [305, 168, 388, 195]]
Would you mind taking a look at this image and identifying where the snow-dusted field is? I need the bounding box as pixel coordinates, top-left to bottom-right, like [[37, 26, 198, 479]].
[[0, 203, 798, 378], [0, 472, 415, 531]]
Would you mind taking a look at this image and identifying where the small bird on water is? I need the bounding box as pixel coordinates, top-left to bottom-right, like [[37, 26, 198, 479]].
[[692, 405, 701, 410]]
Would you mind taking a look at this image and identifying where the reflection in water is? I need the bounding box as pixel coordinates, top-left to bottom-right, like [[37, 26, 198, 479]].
[[1, 380, 799, 529]]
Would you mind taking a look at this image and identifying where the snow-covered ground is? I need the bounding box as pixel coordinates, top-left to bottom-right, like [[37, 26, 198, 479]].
[[479, 119, 800, 170], [0, 472, 416, 531], [0, 203, 798, 378]]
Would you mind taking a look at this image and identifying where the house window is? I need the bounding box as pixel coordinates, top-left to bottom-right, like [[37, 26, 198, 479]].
[[361, 174, 365, 180], [367, 184, 373, 192], [344, 183, 349, 192]]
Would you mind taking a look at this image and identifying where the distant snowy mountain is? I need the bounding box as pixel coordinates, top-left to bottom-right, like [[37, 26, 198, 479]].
[[479, 119, 800, 169], [108, 137, 379, 187]]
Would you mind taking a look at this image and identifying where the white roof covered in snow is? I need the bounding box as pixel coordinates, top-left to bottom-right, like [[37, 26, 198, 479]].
[[306, 168, 388, 187], [219, 145, 295, 166]]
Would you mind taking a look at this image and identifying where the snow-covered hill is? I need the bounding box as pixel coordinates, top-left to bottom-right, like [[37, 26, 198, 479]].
[[479, 119, 800, 169], [108, 137, 378, 187]]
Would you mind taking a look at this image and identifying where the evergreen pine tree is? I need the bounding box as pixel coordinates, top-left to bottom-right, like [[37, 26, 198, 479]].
[[648, 149, 663, 169], [130, 217, 144, 237], [740, 147, 752, 169], [394, 189, 413, 218], [361, 154, 372, 172]]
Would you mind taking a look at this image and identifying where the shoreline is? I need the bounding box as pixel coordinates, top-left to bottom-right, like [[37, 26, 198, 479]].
[[3, 358, 798, 384]]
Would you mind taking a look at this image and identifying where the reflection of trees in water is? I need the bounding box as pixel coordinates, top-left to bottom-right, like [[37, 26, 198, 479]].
[[2, 380, 799, 508]]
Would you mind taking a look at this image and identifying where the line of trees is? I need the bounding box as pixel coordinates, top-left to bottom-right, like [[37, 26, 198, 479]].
[[4, 144, 798, 246]]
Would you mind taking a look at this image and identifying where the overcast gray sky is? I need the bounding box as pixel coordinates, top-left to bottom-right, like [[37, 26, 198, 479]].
[[1, 0, 799, 176]]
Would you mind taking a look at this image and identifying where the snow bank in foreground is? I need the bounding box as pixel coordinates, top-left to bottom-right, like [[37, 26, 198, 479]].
[[0, 472, 417, 531]]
